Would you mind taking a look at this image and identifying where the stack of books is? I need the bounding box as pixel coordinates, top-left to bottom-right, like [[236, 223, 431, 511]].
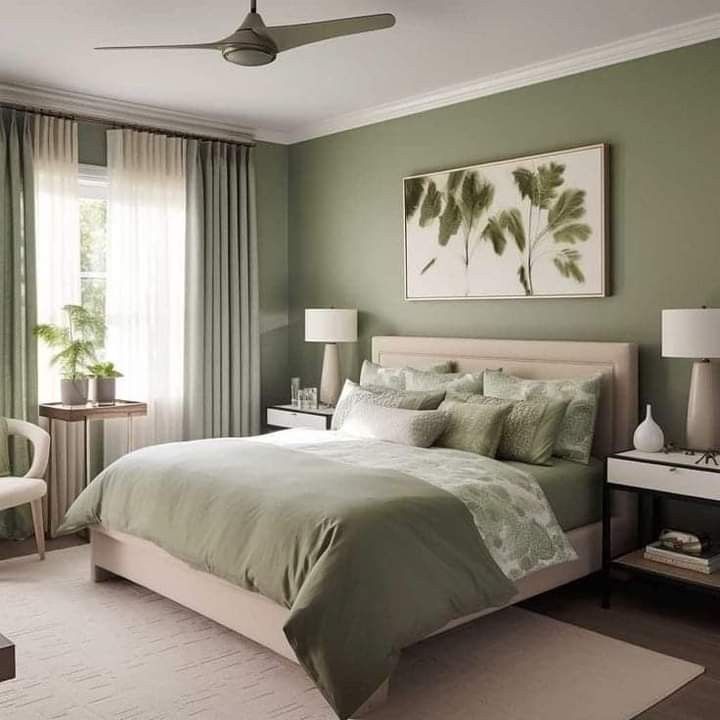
[[644, 541, 720, 574]]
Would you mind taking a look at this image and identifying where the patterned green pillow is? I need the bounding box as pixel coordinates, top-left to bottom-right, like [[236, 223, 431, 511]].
[[448, 392, 568, 465], [359, 360, 454, 390], [332, 380, 445, 430], [403, 367, 484, 394], [0, 417, 9, 477], [482, 370, 602, 464], [434, 399, 512, 457]]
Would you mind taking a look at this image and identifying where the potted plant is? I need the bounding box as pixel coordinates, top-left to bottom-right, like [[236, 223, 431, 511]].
[[34, 304, 104, 405], [87, 361, 123, 404]]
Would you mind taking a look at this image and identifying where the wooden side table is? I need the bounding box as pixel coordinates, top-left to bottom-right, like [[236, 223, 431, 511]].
[[0, 634, 15, 682], [39, 401, 147, 533], [40, 401, 147, 483]]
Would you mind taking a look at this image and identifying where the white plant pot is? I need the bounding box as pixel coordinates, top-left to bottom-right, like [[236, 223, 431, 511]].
[[61, 378, 89, 406], [633, 404, 664, 452]]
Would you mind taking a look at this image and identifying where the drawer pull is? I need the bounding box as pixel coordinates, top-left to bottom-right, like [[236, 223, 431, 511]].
[[668, 467, 677, 472]]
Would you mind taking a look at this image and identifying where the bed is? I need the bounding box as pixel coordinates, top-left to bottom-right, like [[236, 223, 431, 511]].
[[65, 336, 638, 719]]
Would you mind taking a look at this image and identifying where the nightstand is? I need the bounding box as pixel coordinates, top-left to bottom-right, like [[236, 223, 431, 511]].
[[266, 404, 334, 431], [603, 449, 720, 607]]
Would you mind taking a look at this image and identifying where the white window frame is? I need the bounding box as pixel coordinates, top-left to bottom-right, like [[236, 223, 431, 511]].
[[79, 163, 108, 286]]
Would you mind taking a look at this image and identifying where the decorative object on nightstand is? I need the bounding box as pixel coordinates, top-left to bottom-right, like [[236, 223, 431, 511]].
[[632, 404, 664, 452], [305, 308, 358, 407], [603, 449, 720, 608], [290, 377, 301, 407], [662, 307, 720, 457], [266, 404, 334, 431]]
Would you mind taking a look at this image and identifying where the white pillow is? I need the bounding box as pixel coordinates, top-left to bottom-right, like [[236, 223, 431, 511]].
[[359, 359, 454, 390], [331, 380, 445, 430], [341, 402, 449, 447]]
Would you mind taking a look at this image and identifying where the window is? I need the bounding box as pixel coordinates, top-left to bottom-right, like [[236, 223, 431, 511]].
[[79, 165, 108, 349]]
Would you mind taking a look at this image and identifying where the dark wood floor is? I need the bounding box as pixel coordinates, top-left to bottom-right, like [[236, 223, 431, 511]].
[[2, 539, 718, 717]]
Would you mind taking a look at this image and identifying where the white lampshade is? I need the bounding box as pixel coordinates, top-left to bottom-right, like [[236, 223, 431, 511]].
[[662, 308, 720, 359], [305, 309, 358, 343]]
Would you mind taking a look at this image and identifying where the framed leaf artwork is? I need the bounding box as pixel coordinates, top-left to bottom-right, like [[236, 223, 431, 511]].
[[403, 144, 608, 300]]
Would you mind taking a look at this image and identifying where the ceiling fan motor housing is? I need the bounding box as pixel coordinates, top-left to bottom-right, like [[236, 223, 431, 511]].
[[222, 10, 278, 65]]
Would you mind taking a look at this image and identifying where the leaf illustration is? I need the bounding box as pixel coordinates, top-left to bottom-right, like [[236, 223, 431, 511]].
[[553, 222, 591, 244], [535, 162, 565, 208], [481, 217, 507, 255], [438, 194, 462, 246], [499, 208, 526, 252], [420, 257, 437, 274], [461, 172, 494, 224], [548, 189, 586, 229], [553, 248, 585, 283], [518, 266, 531, 295], [404, 177, 425, 220], [512, 167, 535, 202], [447, 170, 465, 194], [419, 181, 442, 227]]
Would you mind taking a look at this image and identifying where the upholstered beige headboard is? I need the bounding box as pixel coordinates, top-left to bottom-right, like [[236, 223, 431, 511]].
[[372, 336, 638, 458]]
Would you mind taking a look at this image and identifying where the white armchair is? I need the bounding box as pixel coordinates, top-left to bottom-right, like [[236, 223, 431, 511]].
[[0, 419, 50, 559]]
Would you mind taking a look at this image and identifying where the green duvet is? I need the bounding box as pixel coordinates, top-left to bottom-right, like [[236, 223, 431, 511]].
[[61, 439, 516, 718]]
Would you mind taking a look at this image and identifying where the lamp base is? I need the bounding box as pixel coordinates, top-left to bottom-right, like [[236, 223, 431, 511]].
[[686, 360, 720, 451], [319, 343, 342, 407]]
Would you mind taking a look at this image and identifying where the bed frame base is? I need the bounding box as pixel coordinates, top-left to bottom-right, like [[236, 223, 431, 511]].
[[90, 509, 634, 717]]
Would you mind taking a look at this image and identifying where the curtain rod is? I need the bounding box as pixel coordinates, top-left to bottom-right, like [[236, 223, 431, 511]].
[[0, 101, 255, 147]]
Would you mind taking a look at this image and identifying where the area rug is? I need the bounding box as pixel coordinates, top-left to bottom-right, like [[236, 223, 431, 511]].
[[0, 546, 703, 720]]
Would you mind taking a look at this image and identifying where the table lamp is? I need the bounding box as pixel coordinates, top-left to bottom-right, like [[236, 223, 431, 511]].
[[305, 308, 358, 406], [662, 308, 720, 452]]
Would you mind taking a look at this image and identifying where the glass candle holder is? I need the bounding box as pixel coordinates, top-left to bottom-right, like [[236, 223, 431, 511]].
[[290, 377, 301, 407]]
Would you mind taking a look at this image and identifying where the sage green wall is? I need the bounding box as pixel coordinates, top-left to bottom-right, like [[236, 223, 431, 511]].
[[288, 40, 720, 527], [76, 122, 289, 411]]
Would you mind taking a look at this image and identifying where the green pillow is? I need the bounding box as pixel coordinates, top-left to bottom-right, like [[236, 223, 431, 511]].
[[403, 367, 484, 394], [447, 392, 568, 465], [359, 360, 454, 390], [434, 399, 512, 457], [482, 370, 602, 464], [0, 418, 10, 477]]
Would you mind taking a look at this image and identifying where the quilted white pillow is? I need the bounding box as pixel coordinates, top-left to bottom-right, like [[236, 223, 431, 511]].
[[340, 402, 449, 448]]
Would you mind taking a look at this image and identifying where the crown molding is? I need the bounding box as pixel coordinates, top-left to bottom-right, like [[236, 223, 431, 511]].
[[2, 13, 719, 147], [0, 80, 290, 145], [283, 12, 720, 144]]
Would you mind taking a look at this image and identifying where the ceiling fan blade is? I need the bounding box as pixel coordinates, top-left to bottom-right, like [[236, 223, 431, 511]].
[[95, 42, 223, 51], [267, 13, 395, 52]]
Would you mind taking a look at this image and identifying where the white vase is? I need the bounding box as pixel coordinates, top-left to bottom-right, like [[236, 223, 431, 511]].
[[633, 404, 665, 452]]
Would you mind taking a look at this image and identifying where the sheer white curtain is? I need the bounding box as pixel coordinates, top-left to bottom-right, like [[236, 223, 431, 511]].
[[104, 129, 186, 464], [32, 114, 84, 536], [34, 115, 80, 402]]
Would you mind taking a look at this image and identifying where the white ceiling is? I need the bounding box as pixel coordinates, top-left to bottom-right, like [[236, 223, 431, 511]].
[[2, 0, 720, 143]]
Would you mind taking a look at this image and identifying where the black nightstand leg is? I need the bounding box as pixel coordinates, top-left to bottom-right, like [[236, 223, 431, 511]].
[[602, 462, 611, 609]]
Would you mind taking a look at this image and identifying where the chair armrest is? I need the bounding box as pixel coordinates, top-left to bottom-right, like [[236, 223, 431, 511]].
[[5, 419, 50, 479]]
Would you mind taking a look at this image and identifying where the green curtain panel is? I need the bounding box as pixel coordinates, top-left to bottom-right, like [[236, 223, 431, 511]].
[[184, 141, 261, 439], [0, 109, 38, 539]]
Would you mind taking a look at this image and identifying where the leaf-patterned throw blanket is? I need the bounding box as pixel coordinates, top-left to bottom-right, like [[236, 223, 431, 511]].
[[257, 430, 577, 580]]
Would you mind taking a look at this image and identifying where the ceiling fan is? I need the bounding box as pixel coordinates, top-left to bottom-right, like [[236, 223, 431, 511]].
[[96, 0, 396, 67]]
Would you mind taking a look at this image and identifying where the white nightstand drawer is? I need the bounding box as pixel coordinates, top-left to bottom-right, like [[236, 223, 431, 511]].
[[267, 408, 329, 431], [608, 457, 720, 501]]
